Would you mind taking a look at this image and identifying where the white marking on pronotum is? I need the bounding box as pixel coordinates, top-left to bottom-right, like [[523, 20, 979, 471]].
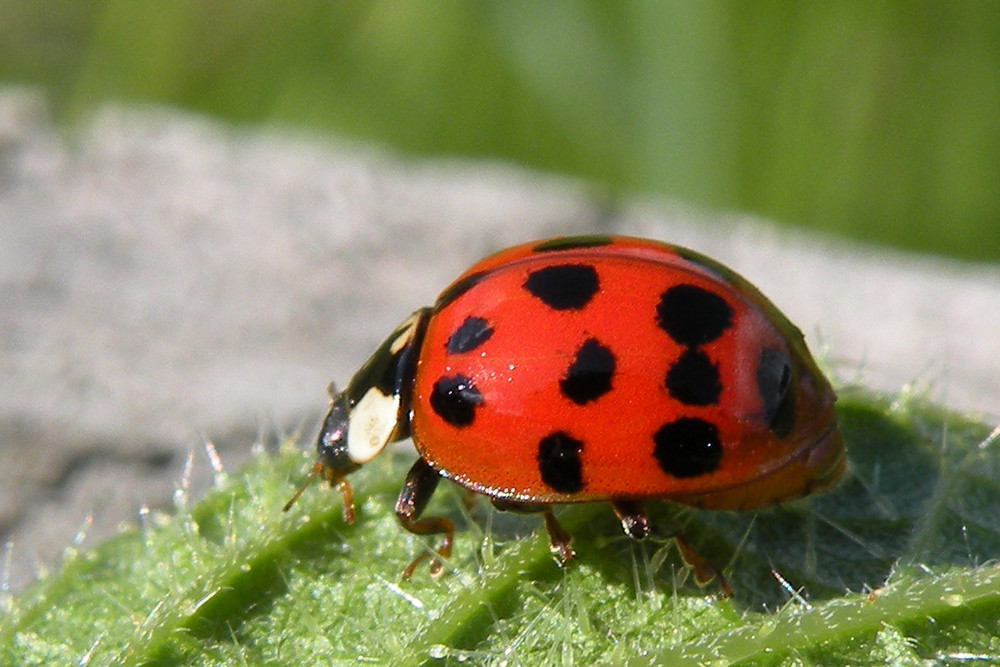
[[345, 311, 422, 464], [389, 311, 422, 355], [346, 388, 399, 464]]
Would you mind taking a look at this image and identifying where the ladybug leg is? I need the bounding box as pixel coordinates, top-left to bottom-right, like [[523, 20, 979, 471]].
[[395, 458, 454, 579], [541, 509, 576, 564], [671, 532, 732, 598], [610, 500, 651, 540], [612, 500, 731, 597], [491, 499, 576, 564], [461, 488, 480, 514]]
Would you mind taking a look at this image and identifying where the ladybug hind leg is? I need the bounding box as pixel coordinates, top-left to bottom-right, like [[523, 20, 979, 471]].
[[611, 500, 731, 598], [671, 532, 733, 598], [395, 458, 454, 579]]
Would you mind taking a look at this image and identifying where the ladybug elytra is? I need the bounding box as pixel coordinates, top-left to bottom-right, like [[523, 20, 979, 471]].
[[285, 235, 845, 585]]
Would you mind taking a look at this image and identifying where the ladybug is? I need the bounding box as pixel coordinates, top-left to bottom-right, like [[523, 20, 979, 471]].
[[285, 235, 845, 585]]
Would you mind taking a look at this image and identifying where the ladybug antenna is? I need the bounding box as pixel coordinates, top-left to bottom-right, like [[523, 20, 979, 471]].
[[282, 462, 323, 512]]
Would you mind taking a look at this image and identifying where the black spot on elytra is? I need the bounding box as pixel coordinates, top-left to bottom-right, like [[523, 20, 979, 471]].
[[757, 347, 796, 437], [446, 316, 494, 354], [665, 348, 722, 406], [560, 338, 616, 405], [653, 417, 722, 478], [538, 431, 584, 493], [434, 271, 489, 312], [430, 375, 483, 427], [523, 264, 599, 310], [532, 236, 614, 253], [656, 284, 733, 346]]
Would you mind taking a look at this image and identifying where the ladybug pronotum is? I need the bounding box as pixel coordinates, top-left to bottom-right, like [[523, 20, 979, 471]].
[[285, 235, 845, 587]]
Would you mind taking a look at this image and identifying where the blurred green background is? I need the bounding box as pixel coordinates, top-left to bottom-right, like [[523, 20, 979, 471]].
[[2, 1, 998, 262]]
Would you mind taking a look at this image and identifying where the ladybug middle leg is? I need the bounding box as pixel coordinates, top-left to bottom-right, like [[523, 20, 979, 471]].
[[610, 500, 651, 540], [395, 458, 454, 579], [491, 499, 576, 564]]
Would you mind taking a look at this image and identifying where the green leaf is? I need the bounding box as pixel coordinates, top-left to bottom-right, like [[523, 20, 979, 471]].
[[3, 389, 1000, 665]]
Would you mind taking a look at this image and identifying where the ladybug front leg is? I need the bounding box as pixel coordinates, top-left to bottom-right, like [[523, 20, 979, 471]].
[[395, 458, 454, 579]]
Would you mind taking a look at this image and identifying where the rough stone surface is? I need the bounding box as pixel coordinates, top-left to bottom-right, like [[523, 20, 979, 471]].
[[2, 88, 998, 592]]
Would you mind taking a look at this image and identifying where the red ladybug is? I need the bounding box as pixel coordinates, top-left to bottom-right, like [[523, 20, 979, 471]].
[[286, 235, 844, 585]]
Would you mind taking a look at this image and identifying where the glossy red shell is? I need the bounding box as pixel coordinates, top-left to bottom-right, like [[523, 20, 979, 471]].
[[409, 237, 843, 510]]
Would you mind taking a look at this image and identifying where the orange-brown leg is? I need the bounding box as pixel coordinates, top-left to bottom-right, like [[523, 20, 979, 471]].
[[611, 500, 731, 598], [541, 509, 576, 564], [282, 463, 356, 525], [333, 478, 356, 525], [672, 532, 732, 598], [395, 458, 454, 579], [610, 500, 651, 540], [492, 499, 576, 564]]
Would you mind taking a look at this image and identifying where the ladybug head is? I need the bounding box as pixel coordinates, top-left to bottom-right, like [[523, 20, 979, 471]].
[[314, 379, 405, 477], [317, 309, 430, 475], [315, 389, 359, 475], [284, 311, 428, 514], [282, 386, 363, 513], [282, 387, 364, 515]]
